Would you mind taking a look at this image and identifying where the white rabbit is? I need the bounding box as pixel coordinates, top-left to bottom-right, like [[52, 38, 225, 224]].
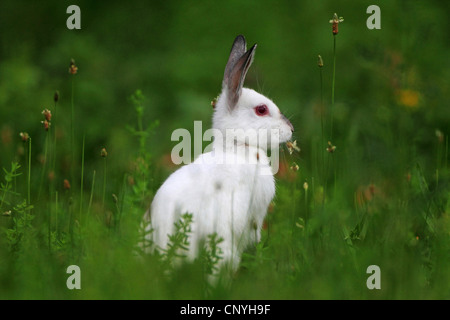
[[143, 35, 294, 271]]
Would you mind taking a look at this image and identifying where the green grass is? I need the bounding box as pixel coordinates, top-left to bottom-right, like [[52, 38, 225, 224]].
[[0, 88, 448, 299], [0, 0, 449, 300]]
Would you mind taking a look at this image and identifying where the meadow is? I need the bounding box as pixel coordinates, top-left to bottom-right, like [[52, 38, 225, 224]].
[[0, 1, 448, 299]]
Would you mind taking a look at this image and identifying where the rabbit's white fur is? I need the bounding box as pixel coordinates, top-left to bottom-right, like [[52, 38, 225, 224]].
[[144, 35, 293, 271]]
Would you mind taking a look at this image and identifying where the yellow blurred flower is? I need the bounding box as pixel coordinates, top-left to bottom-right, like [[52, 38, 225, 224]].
[[397, 89, 420, 108]]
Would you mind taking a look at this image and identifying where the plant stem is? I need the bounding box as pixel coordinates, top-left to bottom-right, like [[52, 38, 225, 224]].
[[27, 137, 31, 206], [304, 183, 308, 222], [80, 134, 85, 220], [71, 77, 75, 186], [116, 174, 127, 233], [333, 154, 337, 198], [330, 34, 336, 141], [311, 176, 315, 212], [292, 179, 297, 235], [327, 34, 338, 202], [55, 191, 58, 233], [324, 148, 332, 204], [68, 192, 74, 258], [88, 170, 96, 216], [445, 135, 449, 169], [102, 157, 107, 210], [51, 99, 58, 195], [320, 66, 324, 162], [48, 200, 51, 252], [38, 131, 49, 200], [319, 63, 325, 205]]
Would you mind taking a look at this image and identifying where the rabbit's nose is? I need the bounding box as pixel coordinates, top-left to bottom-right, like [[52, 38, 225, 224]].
[[282, 114, 294, 132]]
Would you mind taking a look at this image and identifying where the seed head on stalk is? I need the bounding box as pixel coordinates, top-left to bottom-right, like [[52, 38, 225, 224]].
[[41, 120, 51, 131], [303, 181, 309, 191], [317, 55, 324, 68], [42, 108, 52, 122], [19, 132, 30, 142], [329, 13, 344, 35], [69, 59, 78, 75], [326, 141, 336, 153], [286, 140, 301, 155], [64, 179, 71, 190]]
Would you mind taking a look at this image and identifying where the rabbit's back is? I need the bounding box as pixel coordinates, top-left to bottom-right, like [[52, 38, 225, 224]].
[[149, 148, 275, 261]]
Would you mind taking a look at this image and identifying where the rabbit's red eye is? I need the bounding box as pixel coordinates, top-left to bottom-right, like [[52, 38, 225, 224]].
[[255, 104, 269, 116]]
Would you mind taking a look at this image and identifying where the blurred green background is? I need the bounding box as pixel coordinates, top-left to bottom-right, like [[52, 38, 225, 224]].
[[0, 0, 448, 299], [0, 0, 448, 178]]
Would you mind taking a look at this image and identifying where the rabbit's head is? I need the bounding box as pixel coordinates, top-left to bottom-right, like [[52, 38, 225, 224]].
[[212, 35, 294, 151]]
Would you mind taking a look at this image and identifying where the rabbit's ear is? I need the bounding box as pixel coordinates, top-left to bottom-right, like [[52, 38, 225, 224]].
[[223, 36, 257, 109], [223, 35, 247, 85]]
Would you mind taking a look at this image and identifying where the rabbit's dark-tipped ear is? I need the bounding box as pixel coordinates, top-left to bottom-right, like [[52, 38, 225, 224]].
[[223, 35, 257, 109], [223, 35, 247, 85]]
